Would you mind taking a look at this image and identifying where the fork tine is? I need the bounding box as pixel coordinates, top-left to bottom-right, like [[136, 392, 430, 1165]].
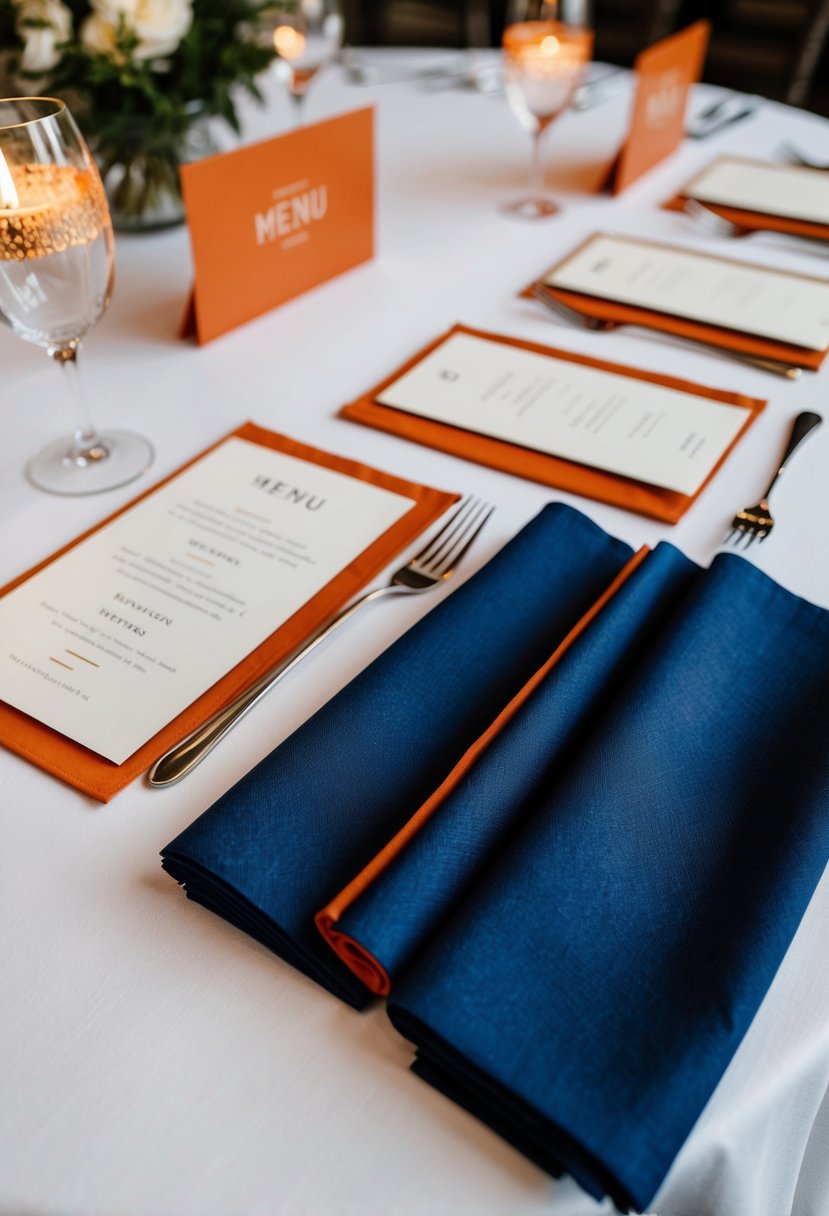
[[419, 496, 481, 568], [429, 503, 494, 578], [422, 498, 486, 572], [414, 496, 477, 565]]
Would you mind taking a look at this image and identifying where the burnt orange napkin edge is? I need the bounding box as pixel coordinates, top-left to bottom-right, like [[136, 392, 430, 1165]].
[[315, 546, 651, 995]]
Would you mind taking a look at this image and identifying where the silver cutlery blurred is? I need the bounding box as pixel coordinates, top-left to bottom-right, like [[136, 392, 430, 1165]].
[[148, 496, 494, 787], [725, 411, 822, 546], [342, 50, 469, 86], [530, 284, 802, 380], [572, 66, 629, 112], [421, 61, 503, 93], [682, 197, 745, 239], [683, 195, 829, 252], [778, 140, 829, 171], [686, 95, 759, 140]]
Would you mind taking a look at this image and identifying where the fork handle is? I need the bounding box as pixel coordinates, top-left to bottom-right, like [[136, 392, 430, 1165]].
[[147, 584, 398, 788], [730, 353, 801, 379], [764, 411, 823, 499]]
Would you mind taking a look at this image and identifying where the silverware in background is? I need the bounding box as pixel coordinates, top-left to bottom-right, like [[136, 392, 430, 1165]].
[[148, 496, 494, 787], [778, 140, 829, 171], [682, 197, 745, 239], [342, 45, 504, 90], [530, 284, 802, 380], [341, 48, 470, 86], [683, 196, 829, 249], [572, 66, 630, 112], [686, 95, 759, 140], [726, 411, 823, 546]]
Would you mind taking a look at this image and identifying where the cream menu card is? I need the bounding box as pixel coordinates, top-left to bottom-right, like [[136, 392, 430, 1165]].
[[0, 438, 415, 763]]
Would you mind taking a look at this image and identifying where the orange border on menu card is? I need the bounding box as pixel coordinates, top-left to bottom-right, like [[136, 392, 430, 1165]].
[[341, 322, 766, 523], [0, 423, 455, 802], [664, 155, 829, 242], [525, 232, 827, 371]]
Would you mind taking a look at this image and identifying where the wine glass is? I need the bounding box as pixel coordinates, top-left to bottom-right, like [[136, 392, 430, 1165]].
[[0, 97, 154, 495], [502, 0, 593, 218], [264, 0, 344, 125]]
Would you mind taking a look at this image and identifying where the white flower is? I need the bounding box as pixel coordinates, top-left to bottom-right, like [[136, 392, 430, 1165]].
[[13, 0, 72, 74], [82, 0, 194, 62]]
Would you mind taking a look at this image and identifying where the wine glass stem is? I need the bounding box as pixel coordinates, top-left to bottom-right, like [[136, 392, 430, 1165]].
[[290, 90, 305, 127], [51, 341, 109, 466], [530, 125, 546, 202]]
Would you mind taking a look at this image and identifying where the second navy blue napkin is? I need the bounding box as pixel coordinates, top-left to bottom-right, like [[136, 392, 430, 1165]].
[[386, 552, 829, 1211]]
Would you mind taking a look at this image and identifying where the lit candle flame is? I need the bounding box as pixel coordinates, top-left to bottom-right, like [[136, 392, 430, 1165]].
[[540, 35, 560, 55], [0, 148, 20, 210], [273, 25, 306, 60]]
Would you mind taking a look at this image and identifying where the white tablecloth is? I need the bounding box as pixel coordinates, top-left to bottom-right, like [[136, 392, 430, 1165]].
[[2, 54, 828, 1216]]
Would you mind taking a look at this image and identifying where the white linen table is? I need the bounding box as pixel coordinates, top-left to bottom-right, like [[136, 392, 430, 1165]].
[[1, 52, 828, 1216]]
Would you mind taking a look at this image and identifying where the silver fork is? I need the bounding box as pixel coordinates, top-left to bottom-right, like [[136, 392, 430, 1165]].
[[682, 197, 745, 240], [685, 95, 759, 140], [530, 283, 802, 380], [778, 140, 829, 172], [148, 496, 494, 787], [726, 411, 822, 547]]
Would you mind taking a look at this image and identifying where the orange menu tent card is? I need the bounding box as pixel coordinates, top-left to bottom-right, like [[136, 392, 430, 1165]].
[[180, 107, 374, 345], [604, 21, 709, 195]]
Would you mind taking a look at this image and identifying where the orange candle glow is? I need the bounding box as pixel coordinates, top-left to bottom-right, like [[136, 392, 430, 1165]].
[[0, 155, 103, 261], [503, 21, 592, 121]]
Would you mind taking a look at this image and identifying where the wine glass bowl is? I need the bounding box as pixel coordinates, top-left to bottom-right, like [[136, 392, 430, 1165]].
[[501, 2, 593, 218], [0, 150, 112, 348], [265, 0, 344, 123], [0, 97, 153, 494], [503, 22, 592, 132]]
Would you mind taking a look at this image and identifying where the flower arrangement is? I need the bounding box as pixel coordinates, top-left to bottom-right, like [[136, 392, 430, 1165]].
[[0, 0, 278, 227]]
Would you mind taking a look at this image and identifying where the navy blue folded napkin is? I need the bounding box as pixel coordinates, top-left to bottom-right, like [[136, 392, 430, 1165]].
[[385, 551, 829, 1212], [161, 503, 634, 1008], [325, 543, 696, 989]]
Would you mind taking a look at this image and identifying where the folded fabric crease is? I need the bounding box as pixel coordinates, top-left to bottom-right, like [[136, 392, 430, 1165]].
[[161, 502, 829, 1211]]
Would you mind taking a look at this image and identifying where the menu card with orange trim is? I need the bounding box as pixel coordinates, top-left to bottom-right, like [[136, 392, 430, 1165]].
[[341, 324, 765, 524], [0, 423, 453, 798], [603, 21, 709, 195], [376, 330, 750, 495], [665, 156, 829, 241], [543, 233, 829, 351], [180, 108, 374, 345]]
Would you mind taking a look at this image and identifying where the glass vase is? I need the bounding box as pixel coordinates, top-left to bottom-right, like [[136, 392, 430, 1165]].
[[95, 110, 217, 233]]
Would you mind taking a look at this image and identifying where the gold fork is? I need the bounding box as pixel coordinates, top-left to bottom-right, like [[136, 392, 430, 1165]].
[[726, 411, 822, 547]]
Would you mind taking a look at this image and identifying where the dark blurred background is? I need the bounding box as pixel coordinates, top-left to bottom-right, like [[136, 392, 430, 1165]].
[[341, 1, 829, 115]]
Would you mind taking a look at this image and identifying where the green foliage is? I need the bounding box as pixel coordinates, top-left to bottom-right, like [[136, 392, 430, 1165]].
[[3, 0, 277, 143]]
